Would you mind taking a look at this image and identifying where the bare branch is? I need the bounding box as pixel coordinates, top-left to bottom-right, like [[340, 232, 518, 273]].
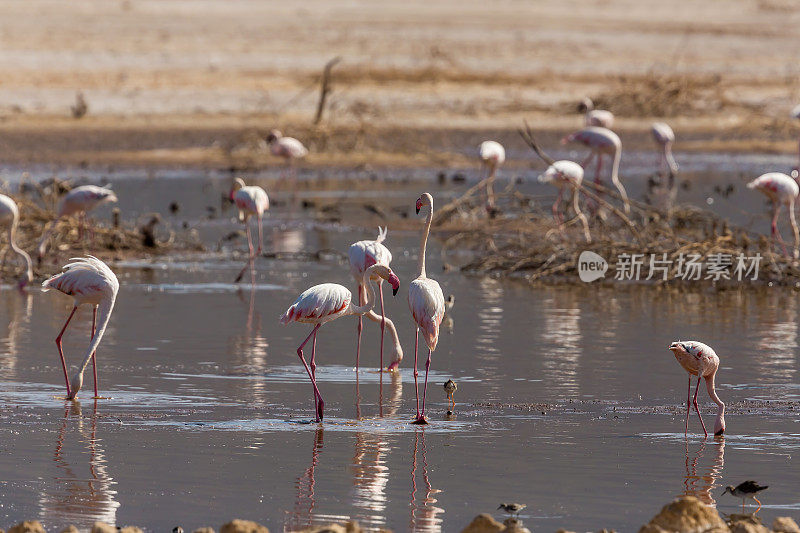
[[517, 120, 556, 166]]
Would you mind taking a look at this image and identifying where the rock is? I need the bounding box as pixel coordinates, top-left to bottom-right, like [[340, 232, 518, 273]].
[[220, 520, 269, 533], [8, 522, 46, 533], [289, 521, 368, 533], [555, 530, 577, 533], [91, 524, 116, 533], [773, 518, 800, 533], [501, 518, 531, 532], [729, 514, 769, 533], [461, 513, 504, 533], [193, 529, 216, 533], [638, 496, 728, 533], [119, 528, 144, 533], [59, 528, 80, 533]]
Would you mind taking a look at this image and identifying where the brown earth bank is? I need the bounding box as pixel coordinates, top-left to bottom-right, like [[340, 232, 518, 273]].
[[3, 497, 798, 533]]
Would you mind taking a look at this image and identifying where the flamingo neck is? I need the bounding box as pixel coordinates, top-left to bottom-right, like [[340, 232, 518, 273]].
[[7, 219, 32, 282], [705, 373, 725, 432], [418, 201, 433, 278], [610, 145, 621, 184], [665, 143, 678, 174], [75, 298, 116, 378], [350, 274, 377, 316]]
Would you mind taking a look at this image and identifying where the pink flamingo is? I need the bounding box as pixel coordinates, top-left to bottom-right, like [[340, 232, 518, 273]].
[[229, 177, 270, 282], [267, 129, 308, 183], [669, 341, 726, 438], [37, 185, 118, 265], [42, 256, 119, 400], [791, 104, 800, 171], [746, 171, 799, 258], [563, 126, 630, 213], [578, 98, 614, 129], [348, 227, 404, 372], [280, 264, 401, 422], [478, 141, 506, 211], [651, 122, 679, 186], [0, 194, 33, 288], [408, 193, 446, 425]]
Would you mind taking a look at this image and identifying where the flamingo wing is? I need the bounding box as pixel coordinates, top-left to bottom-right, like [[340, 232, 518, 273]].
[[280, 283, 352, 324], [408, 277, 446, 351]]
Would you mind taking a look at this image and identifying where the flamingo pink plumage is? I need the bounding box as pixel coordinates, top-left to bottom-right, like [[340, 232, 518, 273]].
[[651, 122, 679, 187], [669, 341, 726, 438], [37, 185, 118, 264], [42, 256, 119, 400], [478, 141, 506, 211], [267, 129, 308, 185], [348, 227, 403, 372], [408, 193, 446, 425], [563, 126, 630, 213], [229, 177, 269, 282], [538, 160, 592, 243], [747, 171, 799, 258], [280, 264, 401, 422], [0, 194, 34, 287], [578, 98, 614, 129]]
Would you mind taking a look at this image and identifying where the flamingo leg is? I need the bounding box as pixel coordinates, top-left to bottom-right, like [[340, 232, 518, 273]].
[[420, 348, 432, 419], [413, 327, 420, 419], [311, 327, 319, 415], [692, 375, 708, 438], [788, 198, 799, 259], [55, 306, 78, 399], [234, 221, 256, 283], [297, 324, 324, 422], [486, 165, 496, 210], [91, 306, 99, 398], [580, 152, 593, 168], [256, 213, 264, 255], [685, 374, 691, 436], [771, 203, 789, 257], [595, 153, 603, 185], [552, 188, 564, 227], [378, 280, 385, 372], [356, 283, 363, 370]]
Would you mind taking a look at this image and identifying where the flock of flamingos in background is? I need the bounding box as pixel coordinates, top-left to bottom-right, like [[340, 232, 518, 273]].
[[1, 100, 800, 434]]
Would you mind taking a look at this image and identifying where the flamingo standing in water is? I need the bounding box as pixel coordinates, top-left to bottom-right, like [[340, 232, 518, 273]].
[[651, 122, 679, 187], [229, 177, 269, 282], [42, 256, 119, 400], [408, 193, 446, 425], [791, 104, 800, 171], [478, 141, 505, 213], [0, 194, 33, 288], [668, 341, 726, 438], [746, 171, 799, 258], [280, 264, 401, 422], [578, 97, 614, 129], [267, 129, 308, 183], [37, 185, 118, 265], [348, 227, 404, 371], [563, 126, 630, 213]]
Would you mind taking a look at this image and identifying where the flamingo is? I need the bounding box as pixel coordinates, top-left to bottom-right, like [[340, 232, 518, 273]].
[[229, 177, 269, 282], [348, 226, 404, 372], [519, 124, 591, 242], [42, 256, 119, 400], [746, 171, 799, 259], [578, 97, 614, 129], [0, 194, 33, 288], [37, 185, 118, 265], [791, 104, 800, 171], [668, 341, 726, 438], [478, 141, 506, 212], [563, 126, 630, 213], [267, 129, 308, 183], [408, 193, 446, 425], [651, 122, 679, 187], [280, 264, 401, 422]]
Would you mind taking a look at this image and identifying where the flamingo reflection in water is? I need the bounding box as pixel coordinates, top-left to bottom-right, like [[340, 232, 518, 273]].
[[40, 401, 120, 529], [286, 428, 325, 532], [682, 438, 725, 507], [0, 289, 32, 380], [409, 430, 444, 532], [232, 286, 270, 407]]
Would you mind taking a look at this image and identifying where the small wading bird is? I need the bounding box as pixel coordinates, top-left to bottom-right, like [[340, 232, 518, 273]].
[[408, 193, 446, 425], [280, 264, 401, 422], [42, 256, 119, 400], [0, 194, 34, 288], [668, 341, 726, 438], [651, 122, 679, 187], [443, 379, 456, 412], [478, 141, 506, 212], [229, 177, 270, 283], [563, 126, 630, 213], [37, 185, 118, 265], [746, 171, 799, 259], [348, 227, 403, 371], [519, 124, 591, 242], [722, 481, 768, 513], [578, 97, 614, 129], [267, 129, 308, 183], [497, 503, 526, 518]]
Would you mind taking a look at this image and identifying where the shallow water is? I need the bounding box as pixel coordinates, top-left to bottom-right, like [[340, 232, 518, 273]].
[[1, 165, 800, 532]]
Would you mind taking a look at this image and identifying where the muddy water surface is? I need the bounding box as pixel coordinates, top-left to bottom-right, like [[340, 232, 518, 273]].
[[1, 164, 799, 532]]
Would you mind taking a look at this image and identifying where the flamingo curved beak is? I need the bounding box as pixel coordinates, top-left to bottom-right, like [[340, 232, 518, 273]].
[[388, 273, 400, 296], [415, 199, 423, 214]]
